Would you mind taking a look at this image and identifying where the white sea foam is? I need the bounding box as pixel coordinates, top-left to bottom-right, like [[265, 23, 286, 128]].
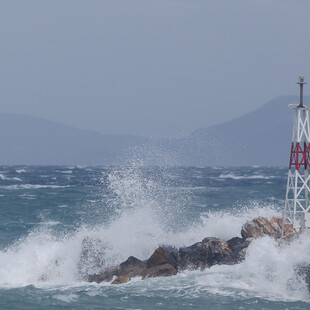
[[12, 177, 22, 181], [0, 174, 8, 180], [53, 293, 79, 302], [219, 173, 275, 180], [233, 236, 310, 300], [0, 184, 69, 190], [0, 174, 22, 182], [57, 170, 73, 174]]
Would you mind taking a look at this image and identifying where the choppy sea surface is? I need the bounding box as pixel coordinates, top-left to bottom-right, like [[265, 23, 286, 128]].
[[0, 165, 309, 309]]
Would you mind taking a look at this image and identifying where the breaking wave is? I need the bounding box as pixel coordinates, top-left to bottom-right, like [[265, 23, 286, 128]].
[[0, 165, 308, 302], [0, 184, 70, 190], [219, 173, 275, 180]]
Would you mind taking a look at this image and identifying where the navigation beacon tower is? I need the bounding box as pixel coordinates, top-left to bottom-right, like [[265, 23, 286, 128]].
[[283, 76, 310, 234]]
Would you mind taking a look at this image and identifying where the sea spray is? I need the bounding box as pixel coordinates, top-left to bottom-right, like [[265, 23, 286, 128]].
[[0, 166, 308, 307], [0, 166, 282, 286], [105, 164, 194, 232], [0, 206, 283, 287], [0, 228, 81, 286], [232, 235, 310, 300]]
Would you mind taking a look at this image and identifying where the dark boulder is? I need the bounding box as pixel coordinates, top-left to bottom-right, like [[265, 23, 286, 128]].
[[111, 275, 131, 285], [88, 266, 119, 283], [88, 256, 146, 284], [178, 237, 232, 270], [77, 237, 107, 279], [119, 256, 146, 277], [226, 237, 250, 263], [142, 263, 177, 279], [146, 246, 179, 269], [226, 237, 248, 250], [295, 264, 310, 293], [141, 246, 179, 280]]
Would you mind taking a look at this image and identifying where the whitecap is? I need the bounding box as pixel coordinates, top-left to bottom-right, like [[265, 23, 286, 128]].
[[219, 173, 274, 180], [53, 293, 79, 303], [0, 184, 70, 190]]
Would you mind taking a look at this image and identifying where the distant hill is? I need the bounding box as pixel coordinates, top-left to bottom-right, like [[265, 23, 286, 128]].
[[0, 96, 303, 166], [173, 95, 303, 166], [0, 113, 147, 165]]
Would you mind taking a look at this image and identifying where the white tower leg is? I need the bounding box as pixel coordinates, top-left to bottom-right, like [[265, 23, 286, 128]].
[[283, 76, 310, 234]]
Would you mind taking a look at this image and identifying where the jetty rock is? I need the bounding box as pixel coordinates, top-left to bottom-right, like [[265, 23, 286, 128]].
[[110, 256, 147, 284], [142, 246, 178, 279], [88, 266, 118, 283], [178, 237, 234, 270], [112, 275, 131, 285], [78, 237, 107, 279], [146, 246, 179, 269], [86, 216, 294, 285], [119, 256, 146, 277], [241, 216, 293, 240], [226, 237, 250, 263], [296, 265, 310, 293]]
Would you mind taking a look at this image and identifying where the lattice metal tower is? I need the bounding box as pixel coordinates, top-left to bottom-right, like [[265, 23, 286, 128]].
[[283, 76, 310, 234]]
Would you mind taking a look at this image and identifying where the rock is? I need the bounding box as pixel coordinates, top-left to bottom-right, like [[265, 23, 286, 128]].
[[245, 236, 255, 243], [77, 237, 107, 279], [146, 246, 179, 269], [142, 263, 177, 279], [226, 237, 250, 263], [111, 275, 131, 285], [241, 217, 293, 240], [140, 246, 179, 280], [296, 264, 310, 293], [119, 256, 146, 277], [226, 237, 248, 250], [178, 237, 232, 270], [88, 266, 119, 283]]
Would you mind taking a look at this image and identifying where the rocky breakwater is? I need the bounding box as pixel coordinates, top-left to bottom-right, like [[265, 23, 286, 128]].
[[87, 216, 294, 285]]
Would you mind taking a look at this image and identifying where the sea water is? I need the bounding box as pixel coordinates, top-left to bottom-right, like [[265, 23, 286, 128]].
[[0, 165, 309, 309]]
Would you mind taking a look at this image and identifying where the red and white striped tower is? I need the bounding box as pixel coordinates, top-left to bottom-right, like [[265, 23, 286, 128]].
[[283, 76, 310, 234]]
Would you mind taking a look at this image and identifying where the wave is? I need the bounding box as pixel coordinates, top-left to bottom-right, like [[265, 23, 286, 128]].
[[219, 173, 275, 180], [0, 165, 308, 302], [0, 205, 275, 285], [0, 184, 70, 190], [0, 204, 308, 302], [0, 173, 22, 182], [57, 170, 73, 174]]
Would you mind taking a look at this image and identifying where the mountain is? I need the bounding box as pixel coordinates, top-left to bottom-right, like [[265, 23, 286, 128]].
[[174, 95, 303, 166], [0, 113, 147, 165], [0, 96, 303, 166]]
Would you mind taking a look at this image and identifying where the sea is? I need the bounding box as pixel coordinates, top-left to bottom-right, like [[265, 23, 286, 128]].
[[0, 164, 309, 309]]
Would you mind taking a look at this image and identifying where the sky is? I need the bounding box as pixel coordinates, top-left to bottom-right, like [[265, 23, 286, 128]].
[[1, 0, 310, 137]]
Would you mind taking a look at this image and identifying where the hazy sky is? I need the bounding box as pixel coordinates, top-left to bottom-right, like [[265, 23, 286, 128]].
[[1, 0, 310, 137]]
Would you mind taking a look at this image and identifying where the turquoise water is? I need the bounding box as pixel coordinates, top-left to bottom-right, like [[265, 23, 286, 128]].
[[0, 165, 309, 309]]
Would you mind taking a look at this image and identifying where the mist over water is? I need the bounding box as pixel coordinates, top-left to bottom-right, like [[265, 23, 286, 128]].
[[0, 165, 309, 309]]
